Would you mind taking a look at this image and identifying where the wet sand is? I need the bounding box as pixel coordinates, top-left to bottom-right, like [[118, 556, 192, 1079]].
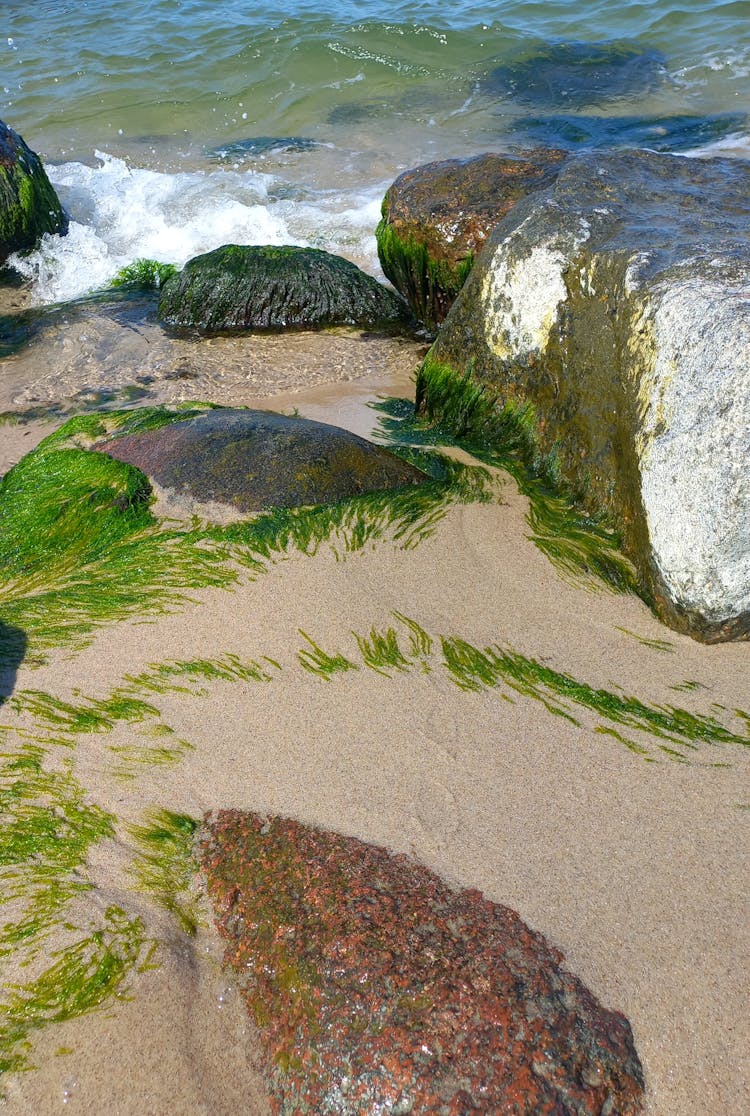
[[0, 312, 748, 1114]]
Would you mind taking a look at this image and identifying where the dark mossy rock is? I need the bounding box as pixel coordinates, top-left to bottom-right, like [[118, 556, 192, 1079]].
[[508, 111, 749, 152], [377, 150, 567, 331], [483, 40, 666, 109], [0, 119, 68, 265], [92, 406, 427, 521], [202, 810, 645, 1116], [157, 244, 412, 333], [429, 150, 750, 642]]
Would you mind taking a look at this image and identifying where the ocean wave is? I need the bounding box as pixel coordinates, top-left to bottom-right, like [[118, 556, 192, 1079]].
[[9, 152, 386, 304]]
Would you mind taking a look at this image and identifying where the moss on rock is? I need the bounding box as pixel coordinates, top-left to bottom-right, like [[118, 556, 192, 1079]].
[[376, 151, 566, 331], [0, 119, 67, 264], [157, 244, 413, 333]]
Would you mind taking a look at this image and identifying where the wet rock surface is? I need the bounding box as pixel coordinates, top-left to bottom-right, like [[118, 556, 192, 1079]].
[[431, 149, 750, 641], [92, 406, 426, 520], [200, 811, 645, 1116], [0, 119, 68, 264], [482, 40, 667, 109], [157, 244, 412, 333], [377, 150, 566, 330]]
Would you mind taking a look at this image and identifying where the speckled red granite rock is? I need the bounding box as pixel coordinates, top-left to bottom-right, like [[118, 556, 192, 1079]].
[[200, 811, 644, 1115]]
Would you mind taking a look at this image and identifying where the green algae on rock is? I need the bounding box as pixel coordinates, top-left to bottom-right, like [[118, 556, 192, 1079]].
[[201, 811, 645, 1115], [157, 244, 413, 332], [377, 150, 566, 330], [0, 406, 486, 657], [92, 406, 429, 521], [373, 379, 641, 598], [0, 120, 67, 265], [428, 150, 750, 642]]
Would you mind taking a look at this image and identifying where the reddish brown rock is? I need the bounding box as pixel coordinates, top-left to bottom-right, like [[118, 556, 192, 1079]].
[[200, 811, 644, 1115], [376, 150, 566, 331]]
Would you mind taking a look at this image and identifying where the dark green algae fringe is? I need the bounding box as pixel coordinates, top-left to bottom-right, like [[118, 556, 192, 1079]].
[[0, 404, 492, 660], [375, 213, 474, 332], [373, 355, 642, 598]]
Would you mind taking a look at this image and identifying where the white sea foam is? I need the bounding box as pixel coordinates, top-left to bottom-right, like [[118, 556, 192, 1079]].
[[682, 133, 750, 161], [10, 152, 385, 304]]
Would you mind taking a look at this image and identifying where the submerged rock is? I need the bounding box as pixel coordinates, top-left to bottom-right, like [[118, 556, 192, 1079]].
[[508, 111, 749, 152], [483, 40, 667, 109], [377, 150, 566, 331], [0, 119, 68, 264], [92, 406, 426, 521], [157, 244, 412, 333], [201, 811, 645, 1116], [429, 149, 750, 641], [209, 136, 320, 160]]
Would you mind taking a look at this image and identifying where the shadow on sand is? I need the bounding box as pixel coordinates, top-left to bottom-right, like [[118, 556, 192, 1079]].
[[0, 620, 27, 702]]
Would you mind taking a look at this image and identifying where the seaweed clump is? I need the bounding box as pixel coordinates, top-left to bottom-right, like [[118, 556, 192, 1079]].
[[375, 358, 641, 597]]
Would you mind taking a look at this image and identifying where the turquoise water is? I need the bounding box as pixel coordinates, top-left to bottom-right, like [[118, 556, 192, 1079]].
[[2, 1, 748, 301]]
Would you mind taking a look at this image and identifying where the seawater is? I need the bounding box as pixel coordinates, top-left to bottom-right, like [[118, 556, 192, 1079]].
[[2, 0, 748, 302]]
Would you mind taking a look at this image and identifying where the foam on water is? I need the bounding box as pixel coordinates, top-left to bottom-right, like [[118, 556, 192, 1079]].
[[10, 152, 386, 304]]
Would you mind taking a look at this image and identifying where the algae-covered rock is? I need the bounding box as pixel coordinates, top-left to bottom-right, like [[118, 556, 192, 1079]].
[[157, 244, 412, 333], [0, 119, 68, 265], [377, 150, 566, 331], [201, 811, 645, 1116], [483, 40, 666, 108], [92, 406, 427, 521], [429, 149, 750, 642]]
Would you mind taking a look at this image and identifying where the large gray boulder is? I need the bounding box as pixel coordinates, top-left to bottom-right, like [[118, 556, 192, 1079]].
[[0, 119, 67, 264], [429, 149, 750, 642]]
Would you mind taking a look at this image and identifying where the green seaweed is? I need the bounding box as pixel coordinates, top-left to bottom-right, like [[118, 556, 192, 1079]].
[[297, 613, 749, 763], [10, 690, 159, 734], [0, 906, 151, 1075], [392, 611, 433, 668], [373, 359, 641, 597], [0, 746, 114, 961], [353, 624, 410, 676], [107, 732, 195, 783], [0, 409, 492, 659], [615, 627, 675, 653], [437, 636, 746, 756], [127, 809, 200, 936], [121, 653, 281, 698], [297, 632, 358, 681], [0, 423, 240, 657], [375, 216, 474, 331], [110, 258, 178, 290]]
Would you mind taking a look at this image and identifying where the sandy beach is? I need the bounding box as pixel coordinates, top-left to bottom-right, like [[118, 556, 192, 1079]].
[[0, 316, 748, 1114]]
